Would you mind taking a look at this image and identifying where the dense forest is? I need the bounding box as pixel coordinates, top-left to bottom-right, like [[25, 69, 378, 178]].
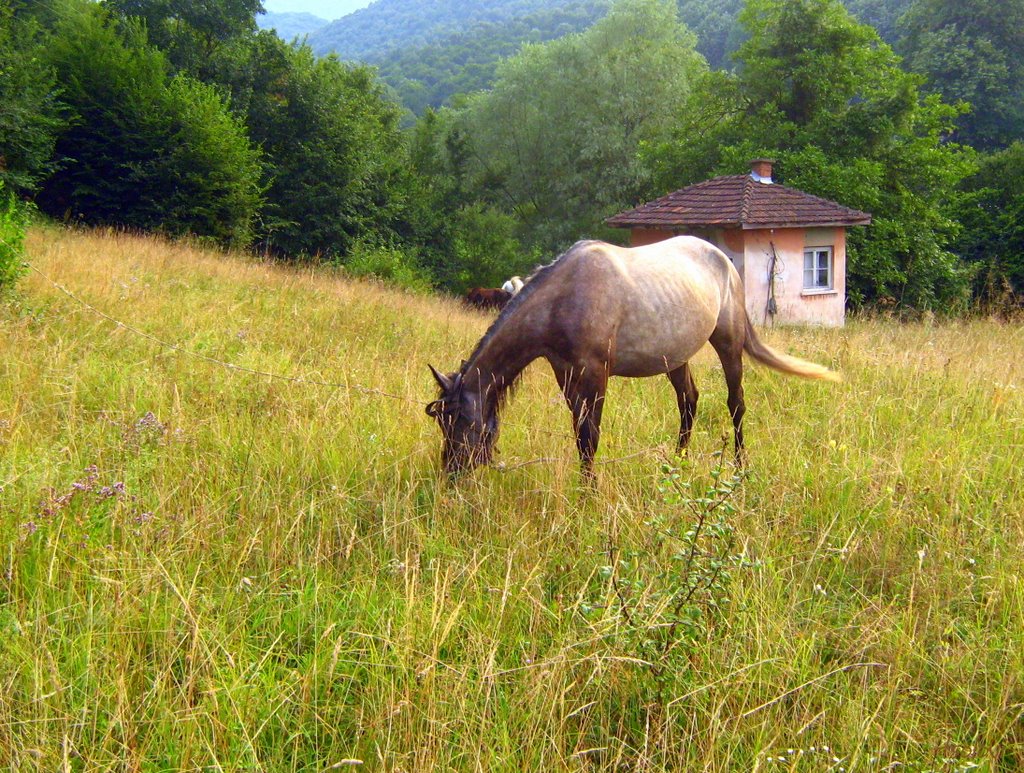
[[375, 0, 611, 114], [307, 0, 592, 60], [1, 0, 1022, 309], [307, 0, 914, 113], [256, 11, 327, 40]]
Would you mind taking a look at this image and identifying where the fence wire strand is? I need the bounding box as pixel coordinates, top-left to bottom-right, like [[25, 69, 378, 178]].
[[18, 255, 674, 472], [24, 260, 417, 404]]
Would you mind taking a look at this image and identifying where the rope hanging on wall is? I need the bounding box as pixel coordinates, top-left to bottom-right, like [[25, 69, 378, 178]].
[[765, 240, 782, 324]]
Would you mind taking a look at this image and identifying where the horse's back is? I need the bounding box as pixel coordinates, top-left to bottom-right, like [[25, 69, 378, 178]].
[[558, 237, 738, 376]]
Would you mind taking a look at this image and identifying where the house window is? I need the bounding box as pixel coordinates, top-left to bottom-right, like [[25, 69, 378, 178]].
[[803, 246, 833, 291]]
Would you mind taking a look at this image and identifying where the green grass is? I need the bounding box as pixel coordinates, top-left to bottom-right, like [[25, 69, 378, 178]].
[[1, 226, 1022, 770]]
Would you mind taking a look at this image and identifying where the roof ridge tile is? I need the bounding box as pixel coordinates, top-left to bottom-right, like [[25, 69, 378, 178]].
[[606, 172, 871, 229]]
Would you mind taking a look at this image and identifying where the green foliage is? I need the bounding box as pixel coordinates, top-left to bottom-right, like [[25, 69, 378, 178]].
[[153, 76, 265, 246], [584, 455, 750, 698], [37, 3, 262, 247], [104, 0, 263, 80], [445, 204, 539, 292], [0, 182, 26, 292], [398, 112, 537, 290], [645, 0, 975, 308], [307, 0, 597, 61], [233, 43, 413, 257], [676, 0, 744, 69], [448, 0, 707, 251], [9, 0, 1009, 305], [375, 0, 611, 114], [255, 11, 327, 40], [954, 142, 1024, 304], [402, 111, 530, 291], [341, 240, 434, 293], [675, 0, 910, 71], [898, 0, 1024, 151], [736, 0, 909, 131], [840, 0, 911, 44], [0, 7, 64, 194], [88, 1, 459, 269]]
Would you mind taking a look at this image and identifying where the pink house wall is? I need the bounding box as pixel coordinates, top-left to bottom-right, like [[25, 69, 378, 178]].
[[742, 227, 846, 327], [627, 226, 847, 327], [629, 228, 673, 247]]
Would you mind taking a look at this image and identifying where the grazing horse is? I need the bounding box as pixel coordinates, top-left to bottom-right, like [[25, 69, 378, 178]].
[[501, 276, 525, 295], [429, 236, 839, 477], [465, 287, 512, 310]]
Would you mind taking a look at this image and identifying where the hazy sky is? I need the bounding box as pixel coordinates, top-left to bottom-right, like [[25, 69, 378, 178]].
[[262, 0, 373, 20]]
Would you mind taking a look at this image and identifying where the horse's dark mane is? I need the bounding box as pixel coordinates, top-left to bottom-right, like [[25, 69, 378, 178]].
[[460, 240, 598, 377]]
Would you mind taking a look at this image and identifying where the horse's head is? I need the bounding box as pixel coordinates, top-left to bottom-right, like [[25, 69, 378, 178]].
[[425, 364, 498, 475]]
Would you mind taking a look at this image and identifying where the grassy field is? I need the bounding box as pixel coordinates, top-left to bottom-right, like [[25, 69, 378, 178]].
[[1, 226, 1022, 771]]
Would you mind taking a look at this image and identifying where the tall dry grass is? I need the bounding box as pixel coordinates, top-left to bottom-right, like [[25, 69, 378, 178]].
[[1, 226, 1021, 770]]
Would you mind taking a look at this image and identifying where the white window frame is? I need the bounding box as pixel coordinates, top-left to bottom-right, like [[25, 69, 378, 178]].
[[803, 246, 834, 293]]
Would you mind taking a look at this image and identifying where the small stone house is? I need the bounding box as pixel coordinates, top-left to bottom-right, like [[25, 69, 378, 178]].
[[606, 160, 871, 326]]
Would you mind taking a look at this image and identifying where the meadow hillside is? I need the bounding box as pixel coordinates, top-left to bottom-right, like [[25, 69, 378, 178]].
[[1, 227, 1022, 770]]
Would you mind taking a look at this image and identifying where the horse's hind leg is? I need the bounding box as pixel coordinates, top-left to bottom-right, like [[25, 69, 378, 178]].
[[667, 363, 699, 452], [709, 332, 746, 461]]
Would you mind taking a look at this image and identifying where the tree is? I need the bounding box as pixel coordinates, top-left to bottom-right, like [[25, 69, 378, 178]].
[[674, 0, 913, 73], [954, 142, 1024, 303], [677, 0, 744, 70], [374, 0, 612, 114], [448, 0, 707, 250], [104, 0, 264, 81], [0, 7, 64, 194], [38, 3, 262, 246], [898, 0, 1024, 151], [104, 1, 446, 269], [841, 0, 911, 45], [219, 37, 418, 258], [645, 0, 974, 308]]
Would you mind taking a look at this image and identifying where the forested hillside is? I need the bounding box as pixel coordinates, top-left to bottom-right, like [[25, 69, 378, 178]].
[[677, 0, 913, 68], [375, 0, 610, 114], [256, 11, 327, 40], [320, 0, 915, 112], [307, 0, 592, 60], [2, 0, 1023, 308]]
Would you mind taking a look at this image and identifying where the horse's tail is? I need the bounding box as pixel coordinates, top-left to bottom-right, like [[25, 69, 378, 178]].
[[742, 313, 841, 382]]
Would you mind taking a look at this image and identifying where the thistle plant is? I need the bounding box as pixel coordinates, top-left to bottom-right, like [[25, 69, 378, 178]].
[[588, 450, 752, 697]]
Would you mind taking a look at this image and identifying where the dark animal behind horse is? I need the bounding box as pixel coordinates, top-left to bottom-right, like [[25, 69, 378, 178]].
[[429, 236, 839, 477], [464, 287, 511, 310]]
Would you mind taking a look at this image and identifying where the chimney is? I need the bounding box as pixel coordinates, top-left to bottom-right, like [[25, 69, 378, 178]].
[[750, 158, 774, 184]]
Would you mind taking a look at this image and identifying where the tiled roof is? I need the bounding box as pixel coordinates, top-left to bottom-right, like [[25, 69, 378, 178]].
[[606, 174, 872, 229]]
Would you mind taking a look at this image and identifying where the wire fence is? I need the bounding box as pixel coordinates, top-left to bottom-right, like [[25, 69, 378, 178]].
[[17, 255, 671, 473], [23, 260, 418, 404]]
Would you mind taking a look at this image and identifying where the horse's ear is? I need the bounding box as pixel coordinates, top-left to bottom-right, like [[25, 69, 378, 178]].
[[428, 364, 453, 391]]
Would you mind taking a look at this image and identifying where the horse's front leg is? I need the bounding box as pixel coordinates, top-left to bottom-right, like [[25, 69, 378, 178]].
[[554, 361, 609, 478]]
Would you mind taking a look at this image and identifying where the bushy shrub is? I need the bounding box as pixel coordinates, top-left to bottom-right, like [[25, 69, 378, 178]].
[[582, 454, 753, 700], [0, 183, 26, 293], [427, 204, 539, 292], [38, 4, 261, 247], [0, 6, 63, 195], [342, 241, 434, 293]]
